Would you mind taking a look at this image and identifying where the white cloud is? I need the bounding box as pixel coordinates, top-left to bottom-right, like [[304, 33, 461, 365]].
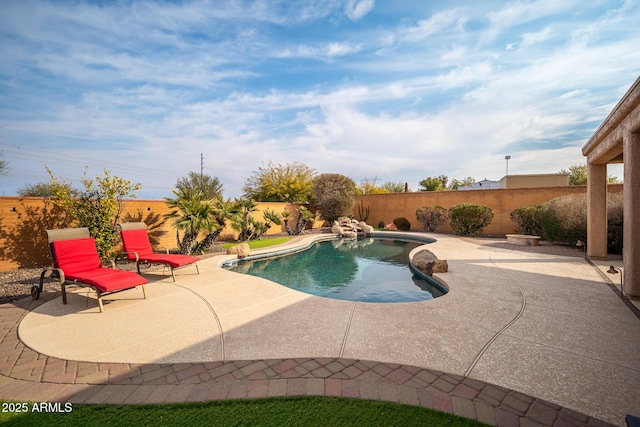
[[1, 0, 638, 198], [344, 0, 375, 21]]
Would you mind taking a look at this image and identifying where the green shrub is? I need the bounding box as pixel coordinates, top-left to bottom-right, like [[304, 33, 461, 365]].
[[377, 220, 385, 228], [510, 205, 543, 236], [393, 217, 411, 231], [448, 203, 494, 236], [539, 194, 587, 245], [416, 206, 448, 232], [531, 193, 623, 253]]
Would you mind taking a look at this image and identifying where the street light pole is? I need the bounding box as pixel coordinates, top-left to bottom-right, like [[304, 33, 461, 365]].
[[505, 155, 511, 176]]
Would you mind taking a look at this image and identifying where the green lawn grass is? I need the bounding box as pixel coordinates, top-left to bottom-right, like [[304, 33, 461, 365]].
[[0, 397, 486, 426], [221, 237, 292, 250]]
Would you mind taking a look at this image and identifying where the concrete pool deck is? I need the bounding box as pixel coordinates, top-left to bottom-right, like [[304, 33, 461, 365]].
[[2, 233, 639, 426]]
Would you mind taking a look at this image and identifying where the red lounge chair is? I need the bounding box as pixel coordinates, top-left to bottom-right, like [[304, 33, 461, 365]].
[[38, 227, 148, 312], [117, 222, 199, 281]]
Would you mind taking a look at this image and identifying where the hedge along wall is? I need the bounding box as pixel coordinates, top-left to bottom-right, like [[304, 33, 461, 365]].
[[353, 184, 623, 236], [0, 197, 321, 271]]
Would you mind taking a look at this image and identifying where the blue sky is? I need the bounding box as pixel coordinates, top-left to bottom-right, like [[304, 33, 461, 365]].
[[0, 0, 637, 199]]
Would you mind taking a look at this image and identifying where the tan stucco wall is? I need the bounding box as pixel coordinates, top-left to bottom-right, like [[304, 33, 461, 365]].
[[353, 184, 622, 235], [0, 198, 319, 271], [499, 174, 569, 188]]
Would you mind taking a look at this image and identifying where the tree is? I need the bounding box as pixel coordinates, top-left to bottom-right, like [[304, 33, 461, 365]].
[[282, 206, 314, 235], [48, 168, 141, 258], [356, 182, 389, 196], [176, 172, 223, 200], [418, 175, 448, 192], [164, 188, 218, 254], [0, 155, 7, 175], [559, 164, 587, 185], [199, 198, 238, 250], [381, 181, 408, 193], [448, 176, 475, 190], [230, 199, 282, 241], [242, 161, 316, 202], [310, 173, 357, 223], [18, 181, 77, 198]]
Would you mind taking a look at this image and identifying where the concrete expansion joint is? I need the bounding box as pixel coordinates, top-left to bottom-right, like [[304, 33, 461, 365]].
[[166, 282, 225, 361], [339, 302, 357, 357], [0, 290, 621, 426], [464, 255, 527, 378]]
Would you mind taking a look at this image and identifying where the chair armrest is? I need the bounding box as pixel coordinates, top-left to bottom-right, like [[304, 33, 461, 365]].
[[40, 267, 64, 285], [115, 251, 140, 263]]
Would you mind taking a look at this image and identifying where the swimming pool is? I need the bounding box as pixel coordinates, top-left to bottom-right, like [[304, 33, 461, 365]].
[[229, 237, 447, 303]]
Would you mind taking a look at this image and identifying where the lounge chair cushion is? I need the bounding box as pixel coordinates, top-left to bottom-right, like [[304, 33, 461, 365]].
[[52, 237, 102, 275], [52, 237, 147, 293], [121, 229, 155, 258], [133, 253, 199, 268], [121, 228, 199, 267]]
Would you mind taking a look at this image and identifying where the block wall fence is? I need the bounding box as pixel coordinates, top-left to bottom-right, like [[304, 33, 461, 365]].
[[0, 198, 320, 271], [0, 184, 624, 271], [353, 184, 623, 235]]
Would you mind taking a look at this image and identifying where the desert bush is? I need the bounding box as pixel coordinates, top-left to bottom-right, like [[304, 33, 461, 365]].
[[310, 174, 357, 223], [510, 205, 544, 236], [607, 192, 624, 254], [539, 194, 587, 246], [518, 193, 623, 253], [415, 206, 448, 232], [378, 221, 385, 228], [393, 217, 411, 231], [448, 203, 494, 236]]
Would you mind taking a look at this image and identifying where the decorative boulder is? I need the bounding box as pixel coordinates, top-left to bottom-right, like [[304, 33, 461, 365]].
[[411, 249, 448, 276], [384, 223, 398, 230], [331, 223, 344, 234], [342, 231, 357, 238], [433, 260, 448, 273], [411, 249, 437, 271], [227, 242, 250, 258], [362, 225, 374, 236]]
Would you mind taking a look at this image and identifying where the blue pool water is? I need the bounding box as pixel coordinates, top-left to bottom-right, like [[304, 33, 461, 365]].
[[230, 238, 446, 303]]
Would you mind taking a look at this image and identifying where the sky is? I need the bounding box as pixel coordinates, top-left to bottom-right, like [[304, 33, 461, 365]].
[[0, 0, 637, 199]]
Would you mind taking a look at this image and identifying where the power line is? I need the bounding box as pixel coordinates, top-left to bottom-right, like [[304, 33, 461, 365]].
[[0, 143, 180, 180]]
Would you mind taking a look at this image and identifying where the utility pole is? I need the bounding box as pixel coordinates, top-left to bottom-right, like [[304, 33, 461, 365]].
[[200, 153, 204, 178]]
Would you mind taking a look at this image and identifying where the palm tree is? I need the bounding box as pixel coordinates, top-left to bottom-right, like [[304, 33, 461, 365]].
[[200, 197, 238, 250], [164, 188, 218, 255], [231, 198, 260, 241]]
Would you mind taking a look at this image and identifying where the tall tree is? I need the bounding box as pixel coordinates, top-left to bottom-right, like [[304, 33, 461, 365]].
[[559, 164, 587, 185], [242, 161, 316, 202], [175, 172, 223, 200], [418, 175, 448, 191], [448, 176, 475, 190], [310, 173, 357, 223]]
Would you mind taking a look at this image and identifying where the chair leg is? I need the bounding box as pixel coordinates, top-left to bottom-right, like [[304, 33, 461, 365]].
[[96, 292, 104, 313], [61, 283, 68, 305], [141, 285, 147, 299]]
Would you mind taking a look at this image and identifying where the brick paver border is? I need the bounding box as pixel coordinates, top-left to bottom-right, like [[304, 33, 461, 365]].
[[0, 293, 614, 427]]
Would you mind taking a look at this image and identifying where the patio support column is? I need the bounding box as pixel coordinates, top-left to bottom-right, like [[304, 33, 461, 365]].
[[586, 163, 608, 260], [624, 131, 640, 297]]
